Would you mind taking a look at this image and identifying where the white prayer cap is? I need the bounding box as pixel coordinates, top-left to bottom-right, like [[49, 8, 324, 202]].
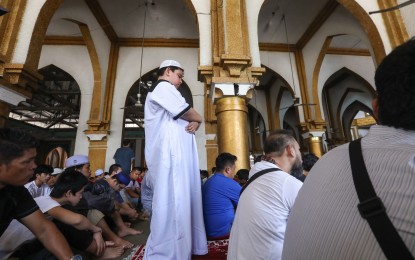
[[95, 169, 104, 177], [65, 155, 89, 168], [159, 60, 182, 70], [52, 168, 63, 176]]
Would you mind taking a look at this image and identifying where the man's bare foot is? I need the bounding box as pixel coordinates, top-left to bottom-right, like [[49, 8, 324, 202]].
[[124, 222, 131, 227], [113, 237, 134, 249], [117, 227, 143, 237], [94, 246, 125, 260]]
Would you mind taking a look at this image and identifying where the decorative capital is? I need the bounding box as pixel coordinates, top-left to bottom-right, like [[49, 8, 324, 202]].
[[84, 129, 109, 141], [3, 63, 42, 93], [300, 119, 328, 133], [220, 54, 251, 77], [197, 66, 213, 83], [86, 119, 109, 131]]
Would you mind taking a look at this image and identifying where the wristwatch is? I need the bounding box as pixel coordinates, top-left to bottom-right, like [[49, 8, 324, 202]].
[[70, 255, 82, 260]]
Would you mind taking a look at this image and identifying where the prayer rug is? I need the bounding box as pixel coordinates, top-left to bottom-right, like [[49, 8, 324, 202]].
[[123, 239, 229, 260]]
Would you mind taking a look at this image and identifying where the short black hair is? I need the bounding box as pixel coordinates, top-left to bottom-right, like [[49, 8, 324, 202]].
[[109, 164, 122, 174], [236, 169, 249, 181], [157, 66, 183, 77], [215, 153, 237, 171], [200, 170, 209, 178], [0, 128, 38, 164], [50, 170, 88, 198], [375, 38, 415, 130], [34, 164, 54, 175], [302, 153, 319, 171]]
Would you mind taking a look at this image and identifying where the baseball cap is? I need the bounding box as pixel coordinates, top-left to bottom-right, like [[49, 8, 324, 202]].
[[159, 59, 182, 70], [116, 172, 131, 186], [65, 155, 89, 168], [95, 169, 104, 177], [52, 168, 64, 176]]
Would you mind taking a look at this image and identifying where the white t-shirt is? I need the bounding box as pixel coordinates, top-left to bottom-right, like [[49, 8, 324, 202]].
[[24, 181, 50, 198], [34, 196, 61, 213], [228, 161, 303, 260]]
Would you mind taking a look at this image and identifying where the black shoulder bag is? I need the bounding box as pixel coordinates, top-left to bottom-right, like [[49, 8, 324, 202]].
[[240, 168, 281, 196], [349, 139, 414, 260]]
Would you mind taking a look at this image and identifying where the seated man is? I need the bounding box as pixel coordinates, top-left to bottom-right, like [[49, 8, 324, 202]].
[[24, 164, 53, 197], [2, 170, 124, 259], [0, 128, 73, 259], [202, 153, 241, 239], [83, 173, 142, 235], [123, 167, 141, 206], [64, 155, 136, 249], [228, 130, 303, 260], [234, 169, 249, 186]]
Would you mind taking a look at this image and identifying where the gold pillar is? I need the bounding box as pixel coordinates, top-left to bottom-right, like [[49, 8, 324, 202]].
[[0, 101, 10, 127], [87, 138, 108, 175], [215, 96, 249, 170], [307, 136, 324, 158]]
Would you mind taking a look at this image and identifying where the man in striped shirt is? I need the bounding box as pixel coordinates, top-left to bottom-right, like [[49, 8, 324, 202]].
[[282, 38, 415, 260]]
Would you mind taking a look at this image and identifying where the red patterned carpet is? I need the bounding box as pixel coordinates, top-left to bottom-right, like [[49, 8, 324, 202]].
[[124, 239, 229, 260]]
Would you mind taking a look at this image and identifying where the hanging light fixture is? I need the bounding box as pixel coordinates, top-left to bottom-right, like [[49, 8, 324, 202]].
[[135, 2, 149, 107]]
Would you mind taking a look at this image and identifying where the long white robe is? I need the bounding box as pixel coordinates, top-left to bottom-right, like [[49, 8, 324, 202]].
[[144, 80, 208, 259]]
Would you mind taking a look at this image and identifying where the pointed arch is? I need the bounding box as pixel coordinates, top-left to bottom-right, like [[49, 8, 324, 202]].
[[25, 0, 64, 69], [336, 0, 386, 65], [342, 100, 375, 141]]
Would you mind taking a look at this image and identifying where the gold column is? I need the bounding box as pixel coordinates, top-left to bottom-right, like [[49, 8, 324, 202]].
[[88, 138, 108, 175], [307, 136, 323, 158], [0, 100, 9, 127], [215, 96, 249, 170]]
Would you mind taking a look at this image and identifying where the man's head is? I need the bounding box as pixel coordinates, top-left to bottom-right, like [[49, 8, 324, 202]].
[[234, 169, 249, 186], [65, 155, 91, 178], [0, 128, 38, 188], [108, 164, 122, 177], [50, 170, 88, 206], [130, 167, 141, 181], [302, 153, 319, 176], [158, 59, 184, 89], [264, 130, 302, 174], [122, 140, 131, 147], [200, 170, 209, 180], [374, 38, 415, 130], [94, 168, 105, 180], [47, 168, 63, 187], [33, 164, 53, 184], [215, 153, 238, 179]]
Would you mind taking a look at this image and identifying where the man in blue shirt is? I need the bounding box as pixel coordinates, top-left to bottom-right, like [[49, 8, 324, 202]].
[[113, 140, 135, 173], [202, 153, 241, 239]]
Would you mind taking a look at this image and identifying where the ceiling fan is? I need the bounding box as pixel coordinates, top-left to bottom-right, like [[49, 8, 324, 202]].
[[369, 0, 415, 14], [279, 97, 316, 110]]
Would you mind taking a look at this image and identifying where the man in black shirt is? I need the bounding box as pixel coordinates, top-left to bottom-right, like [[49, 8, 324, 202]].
[[0, 128, 74, 259]]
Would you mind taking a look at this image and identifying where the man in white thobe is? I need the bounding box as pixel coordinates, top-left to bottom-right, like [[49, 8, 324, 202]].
[[144, 60, 208, 259]]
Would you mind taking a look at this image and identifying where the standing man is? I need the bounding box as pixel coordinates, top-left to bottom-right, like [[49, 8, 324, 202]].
[[282, 39, 415, 259], [144, 59, 208, 259], [228, 130, 303, 260], [0, 128, 74, 259], [202, 153, 241, 239], [113, 140, 135, 173]]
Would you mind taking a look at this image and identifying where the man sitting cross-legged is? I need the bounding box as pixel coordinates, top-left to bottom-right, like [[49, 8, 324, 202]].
[[202, 153, 241, 239], [1, 170, 125, 259], [64, 155, 136, 249]]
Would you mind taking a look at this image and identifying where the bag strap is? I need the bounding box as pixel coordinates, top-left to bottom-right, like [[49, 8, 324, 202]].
[[240, 168, 281, 196], [349, 139, 414, 260]]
